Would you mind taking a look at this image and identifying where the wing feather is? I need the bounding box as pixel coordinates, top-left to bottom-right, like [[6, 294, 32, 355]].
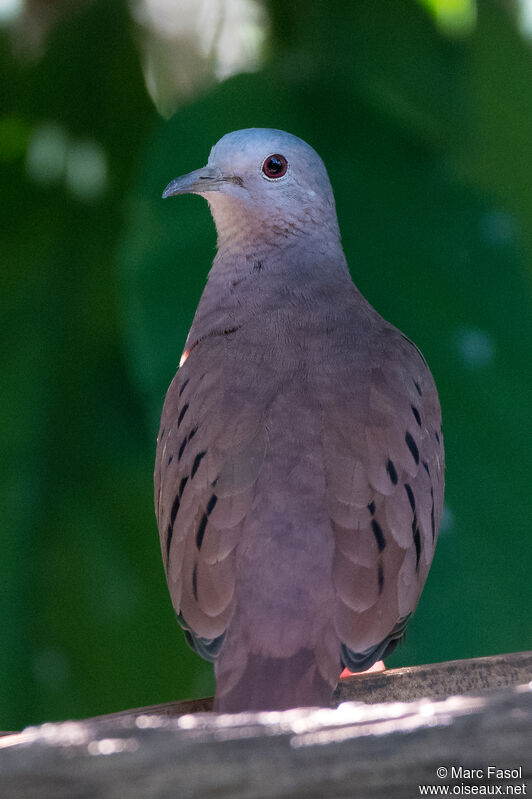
[[154, 335, 269, 650], [323, 325, 444, 662]]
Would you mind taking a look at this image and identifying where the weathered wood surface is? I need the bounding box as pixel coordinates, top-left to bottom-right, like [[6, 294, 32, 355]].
[[334, 649, 532, 704], [80, 649, 532, 723], [0, 652, 530, 798]]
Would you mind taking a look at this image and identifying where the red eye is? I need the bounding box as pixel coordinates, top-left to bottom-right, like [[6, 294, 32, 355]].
[[262, 153, 288, 179]]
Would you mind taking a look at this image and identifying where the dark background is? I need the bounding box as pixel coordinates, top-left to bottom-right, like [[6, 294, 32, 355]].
[[1, 0, 531, 731]]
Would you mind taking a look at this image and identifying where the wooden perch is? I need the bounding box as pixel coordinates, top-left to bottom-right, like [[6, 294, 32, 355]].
[[0, 651, 530, 798], [81, 649, 532, 723]]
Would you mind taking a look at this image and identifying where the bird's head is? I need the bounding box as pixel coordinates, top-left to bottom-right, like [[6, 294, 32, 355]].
[[163, 128, 342, 252]]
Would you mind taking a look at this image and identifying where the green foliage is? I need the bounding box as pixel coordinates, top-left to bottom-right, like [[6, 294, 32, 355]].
[[1, 0, 531, 730]]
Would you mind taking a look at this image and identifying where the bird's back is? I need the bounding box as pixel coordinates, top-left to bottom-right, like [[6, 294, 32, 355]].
[[155, 269, 444, 711]]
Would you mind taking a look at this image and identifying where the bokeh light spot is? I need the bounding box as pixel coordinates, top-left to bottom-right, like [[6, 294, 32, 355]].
[[26, 122, 68, 186], [479, 210, 516, 246], [440, 503, 455, 535], [131, 0, 267, 115], [454, 328, 495, 368], [417, 0, 477, 36], [65, 140, 108, 202], [0, 0, 22, 25], [517, 0, 532, 38]]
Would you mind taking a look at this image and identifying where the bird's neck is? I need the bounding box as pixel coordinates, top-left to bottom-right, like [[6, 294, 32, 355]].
[[207, 193, 345, 268], [185, 235, 355, 351], [184, 194, 355, 346]]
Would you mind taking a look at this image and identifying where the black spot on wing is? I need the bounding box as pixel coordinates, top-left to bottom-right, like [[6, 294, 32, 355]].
[[386, 459, 398, 485], [413, 380, 422, 396], [179, 427, 199, 463], [423, 461, 430, 476], [404, 483, 415, 513], [191, 450, 206, 479], [166, 476, 188, 569], [371, 519, 386, 552], [405, 431, 420, 465], [196, 513, 208, 550], [378, 562, 384, 593], [178, 403, 189, 426], [168, 455, 173, 465], [165, 476, 191, 572], [179, 378, 190, 396], [412, 515, 421, 569], [170, 493, 180, 527], [192, 564, 198, 600], [411, 405, 421, 426], [196, 494, 218, 551], [368, 501, 376, 516]]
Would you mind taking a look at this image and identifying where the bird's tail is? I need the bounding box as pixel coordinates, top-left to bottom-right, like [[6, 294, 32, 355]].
[[214, 648, 334, 713]]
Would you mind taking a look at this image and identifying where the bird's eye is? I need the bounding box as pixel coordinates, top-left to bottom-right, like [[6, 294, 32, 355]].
[[262, 154, 288, 179]]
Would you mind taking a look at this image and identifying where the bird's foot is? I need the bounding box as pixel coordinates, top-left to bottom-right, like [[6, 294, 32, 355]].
[[340, 660, 385, 679]]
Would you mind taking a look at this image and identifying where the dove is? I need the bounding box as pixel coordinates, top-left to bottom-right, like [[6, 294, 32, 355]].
[[155, 128, 444, 713]]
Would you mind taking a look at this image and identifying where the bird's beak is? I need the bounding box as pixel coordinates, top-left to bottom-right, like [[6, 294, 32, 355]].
[[162, 165, 224, 199]]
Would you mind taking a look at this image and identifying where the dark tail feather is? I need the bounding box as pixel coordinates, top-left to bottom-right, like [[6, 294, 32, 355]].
[[214, 649, 334, 713], [340, 615, 411, 672]]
